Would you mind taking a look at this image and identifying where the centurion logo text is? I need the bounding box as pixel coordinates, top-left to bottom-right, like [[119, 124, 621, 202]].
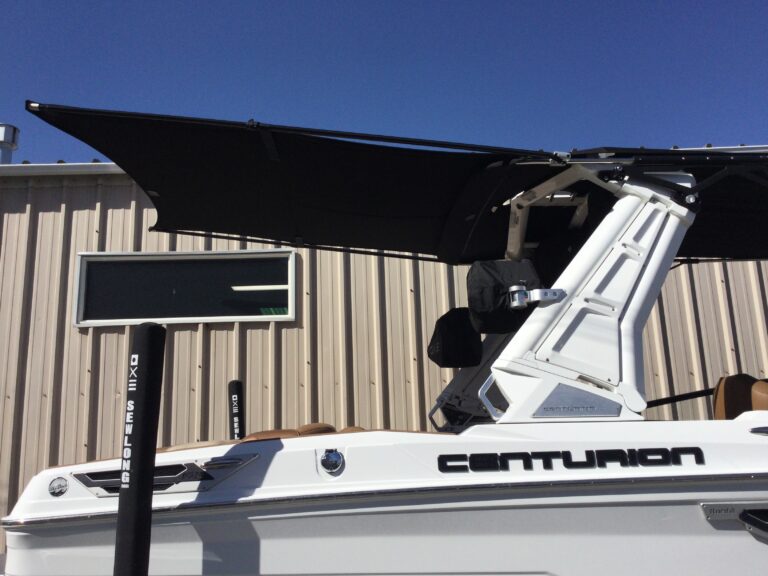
[[120, 353, 140, 487], [438, 447, 705, 473]]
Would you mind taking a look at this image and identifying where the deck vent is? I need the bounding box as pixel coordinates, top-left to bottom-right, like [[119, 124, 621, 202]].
[[70, 454, 258, 497], [73, 463, 211, 495]]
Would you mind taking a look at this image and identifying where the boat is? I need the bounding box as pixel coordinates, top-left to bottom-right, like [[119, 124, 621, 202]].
[[3, 102, 768, 575]]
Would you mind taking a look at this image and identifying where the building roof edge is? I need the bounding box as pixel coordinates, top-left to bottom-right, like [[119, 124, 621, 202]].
[[0, 163, 124, 177]]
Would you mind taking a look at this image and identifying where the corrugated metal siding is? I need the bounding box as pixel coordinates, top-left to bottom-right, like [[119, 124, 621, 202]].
[[1, 169, 767, 551]]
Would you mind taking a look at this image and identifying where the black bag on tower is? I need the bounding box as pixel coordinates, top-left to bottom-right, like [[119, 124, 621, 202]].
[[427, 307, 482, 368], [467, 260, 540, 334]]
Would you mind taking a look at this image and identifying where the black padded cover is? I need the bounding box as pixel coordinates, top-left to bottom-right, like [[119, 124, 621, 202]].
[[467, 260, 540, 334], [427, 308, 482, 368]]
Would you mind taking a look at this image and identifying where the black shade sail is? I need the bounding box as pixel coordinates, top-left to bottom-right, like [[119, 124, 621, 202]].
[[26, 101, 564, 264], [26, 101, 768, 263]]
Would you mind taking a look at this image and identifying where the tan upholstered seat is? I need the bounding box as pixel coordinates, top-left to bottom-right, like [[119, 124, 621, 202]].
[[751, 380, 768, 412], [297, 423, 336, 435], [241, 428, 301, 442], [713, 374, 768, 419], [241, 422, 337, 443]]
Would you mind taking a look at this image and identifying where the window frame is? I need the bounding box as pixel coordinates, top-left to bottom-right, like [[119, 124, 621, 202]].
[[74, 249, 296, 327]]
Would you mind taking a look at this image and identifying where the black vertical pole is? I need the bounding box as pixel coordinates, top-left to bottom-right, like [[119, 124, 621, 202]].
[[228, 380, 245, 440], [113, 323, 166, 576]]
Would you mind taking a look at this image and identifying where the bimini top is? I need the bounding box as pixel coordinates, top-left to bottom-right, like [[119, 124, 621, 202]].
[[26, 101, 768, 263]]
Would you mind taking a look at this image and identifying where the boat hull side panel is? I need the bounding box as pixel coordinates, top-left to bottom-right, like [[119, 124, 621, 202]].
[[6, 490, 768, 576]]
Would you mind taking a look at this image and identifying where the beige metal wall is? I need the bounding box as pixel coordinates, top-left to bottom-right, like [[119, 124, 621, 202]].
[[1, 166, 767, 551]]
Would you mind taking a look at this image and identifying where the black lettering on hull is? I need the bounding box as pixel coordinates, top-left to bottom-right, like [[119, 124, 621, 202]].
[[500, 452, 533, 471], [438, 454, 468, 473], [562, 451, 596, 469], [438, 447, 705, 473]]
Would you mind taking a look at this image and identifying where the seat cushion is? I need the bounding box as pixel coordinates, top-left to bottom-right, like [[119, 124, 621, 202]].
[[241, 423, 337, 443], [713, 374, 758, 419], [297, 423, 336, 435], [752, 380, 768, 411], [242, 428, 301, 442], [339, 426, 365, 433]]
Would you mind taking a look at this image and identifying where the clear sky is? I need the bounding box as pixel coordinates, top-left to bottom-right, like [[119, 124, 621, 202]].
[[2, 0, 767, 163]]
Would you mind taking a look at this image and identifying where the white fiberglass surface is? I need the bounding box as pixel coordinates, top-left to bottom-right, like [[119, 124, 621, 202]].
[[6, 495, 768, 576]]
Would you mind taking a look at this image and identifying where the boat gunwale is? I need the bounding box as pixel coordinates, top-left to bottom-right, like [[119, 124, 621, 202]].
[[5, 470, 768, 529]]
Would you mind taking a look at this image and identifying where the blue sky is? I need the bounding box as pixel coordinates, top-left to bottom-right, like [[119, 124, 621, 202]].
[[3, 1, 767, 163]]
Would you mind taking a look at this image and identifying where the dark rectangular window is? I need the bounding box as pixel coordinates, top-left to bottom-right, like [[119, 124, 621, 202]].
[[75, 250, 295, 326]]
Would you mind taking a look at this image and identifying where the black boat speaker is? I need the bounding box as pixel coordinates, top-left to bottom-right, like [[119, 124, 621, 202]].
[[428, 307, 482, 368]]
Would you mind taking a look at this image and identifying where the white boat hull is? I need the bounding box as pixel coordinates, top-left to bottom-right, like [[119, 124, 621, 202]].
[[7, 485, 768, 575], [5, 418, 768, 575]]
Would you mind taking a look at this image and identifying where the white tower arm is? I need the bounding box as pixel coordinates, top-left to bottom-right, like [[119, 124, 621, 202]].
[[484, 175, 695, 422]]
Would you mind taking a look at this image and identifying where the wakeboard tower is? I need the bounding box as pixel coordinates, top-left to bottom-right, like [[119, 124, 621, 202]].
[[3, 102, 768, 575]]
